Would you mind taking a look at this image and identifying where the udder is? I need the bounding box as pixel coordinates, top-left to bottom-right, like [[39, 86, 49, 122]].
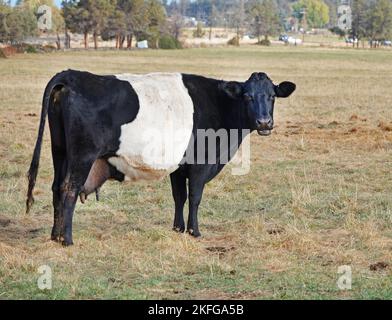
[[80, 159, 112, 203]]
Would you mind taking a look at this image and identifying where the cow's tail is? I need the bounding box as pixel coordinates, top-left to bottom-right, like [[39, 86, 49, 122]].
[[26, 76, 65, 214]]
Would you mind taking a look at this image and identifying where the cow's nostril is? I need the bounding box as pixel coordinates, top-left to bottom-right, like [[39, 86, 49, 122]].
[[257, 119, 273, 129]]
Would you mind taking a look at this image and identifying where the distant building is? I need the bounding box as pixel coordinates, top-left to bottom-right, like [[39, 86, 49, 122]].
[[183, 17, 198, 27]]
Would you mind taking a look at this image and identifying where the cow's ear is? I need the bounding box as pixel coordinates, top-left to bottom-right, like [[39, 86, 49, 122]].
[[275, 81, 296, 98], [221, 81, 243, 99]]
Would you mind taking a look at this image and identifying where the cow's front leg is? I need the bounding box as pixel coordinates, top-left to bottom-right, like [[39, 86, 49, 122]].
[[187, 178, 206, 238], [170, 170, 187, 233]]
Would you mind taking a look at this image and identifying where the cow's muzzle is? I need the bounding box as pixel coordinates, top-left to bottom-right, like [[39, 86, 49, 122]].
[[256, 118, 274, 136]]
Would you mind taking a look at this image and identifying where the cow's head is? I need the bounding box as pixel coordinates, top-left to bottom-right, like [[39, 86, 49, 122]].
[[222, 72, 296, 136]]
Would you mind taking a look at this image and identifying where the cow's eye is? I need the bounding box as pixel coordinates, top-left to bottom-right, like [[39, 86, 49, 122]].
[[244, 94, 253, 102]]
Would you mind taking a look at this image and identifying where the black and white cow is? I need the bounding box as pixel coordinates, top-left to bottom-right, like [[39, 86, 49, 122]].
[[26, 70, 296, 246]]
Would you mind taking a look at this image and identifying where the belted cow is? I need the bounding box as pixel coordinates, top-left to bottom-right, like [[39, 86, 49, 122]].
[[26, 70, 296, 246]]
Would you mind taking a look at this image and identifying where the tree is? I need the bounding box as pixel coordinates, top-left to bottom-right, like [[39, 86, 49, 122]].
[[249, 0, 281, 43], [63, 0, 92, 49], [366, 0, 392, 47], [16, 0, 54, 11], [118, 0, 149, 49], [144, 0, 167, 48], [63, 0, 167, 50], [63, 0, 114, 50], [293, 0, 330, 29], [208, 0, 218, 40], [23, 0, 66, 49], [0, 2, 37, 44], [179, 0, 189, 16], [169, 9, 184, 41], [324, 0, 337, 27], [350, 0, 368, 48], [234, 0, 245, 40], [87, 0, 115, 49], [0, 1, 12, 43], [52, 6, 65, 49], [193, 21, 205, 38], [103, 6, 126, 48]]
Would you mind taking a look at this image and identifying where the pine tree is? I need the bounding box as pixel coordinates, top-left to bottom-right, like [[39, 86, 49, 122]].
[[249, 0, 281, 43], [367, 0, 392, 47], [351, 0, 368, 47]]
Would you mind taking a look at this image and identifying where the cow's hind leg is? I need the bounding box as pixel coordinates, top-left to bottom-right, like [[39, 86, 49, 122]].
[[49, 92, 67, 242], [51, 152, 67, 242], [60, 157, 96, 246], [170, 170, 187, 233]]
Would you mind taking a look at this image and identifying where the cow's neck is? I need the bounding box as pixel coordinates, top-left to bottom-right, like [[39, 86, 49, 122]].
[[216, 83, 252, 146], [182, 74, 253, 147]]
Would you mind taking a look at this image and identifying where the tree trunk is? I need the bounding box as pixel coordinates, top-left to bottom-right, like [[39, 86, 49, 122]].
[[115, 34, 119, 49], [127, 34, 133, 49], [93, 32, 98, 50], [56, 32, 61, 50], [84, 32, 88, 49], [120, 35, 125, 49], [65, 29, 71, 49]]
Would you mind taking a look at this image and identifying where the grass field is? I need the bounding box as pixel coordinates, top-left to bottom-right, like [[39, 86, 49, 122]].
[[0, 46, 391, 300]]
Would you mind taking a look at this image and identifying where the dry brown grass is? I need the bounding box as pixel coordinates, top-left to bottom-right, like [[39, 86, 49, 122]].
[[0, 46, 391, 299]]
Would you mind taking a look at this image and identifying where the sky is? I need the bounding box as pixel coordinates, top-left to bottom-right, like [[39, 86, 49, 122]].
[[10, 0, 175, 7], [10, 0, 63, 7]]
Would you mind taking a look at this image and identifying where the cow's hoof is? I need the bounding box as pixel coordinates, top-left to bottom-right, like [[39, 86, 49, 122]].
[[173, 226, 185, 233], [187, 229, 201, 238], [62, 240, 74, 247], [51, 235, 61, 243]]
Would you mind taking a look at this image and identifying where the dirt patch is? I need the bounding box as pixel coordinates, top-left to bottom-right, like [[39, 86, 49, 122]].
[[0, 215, 47, 245], [0, 216, 11, 227], [0, 46, 17, 57], [378, 121, 392, 132], [0, 225, 45, 243], [195, 288, 269, 300], [329, 121, 339, 126], [24, 113, 38, 117], [370, 262, 389, 271], [350, 114, 367, 122], [206, 246, 236, 256], [267, 227, 285, 235]]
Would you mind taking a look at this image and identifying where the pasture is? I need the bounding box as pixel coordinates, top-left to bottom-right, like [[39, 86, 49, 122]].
[[0, 46, 391, 299]]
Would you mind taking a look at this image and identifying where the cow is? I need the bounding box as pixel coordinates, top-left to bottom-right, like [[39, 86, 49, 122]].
[[26, 70, 296, 246]]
